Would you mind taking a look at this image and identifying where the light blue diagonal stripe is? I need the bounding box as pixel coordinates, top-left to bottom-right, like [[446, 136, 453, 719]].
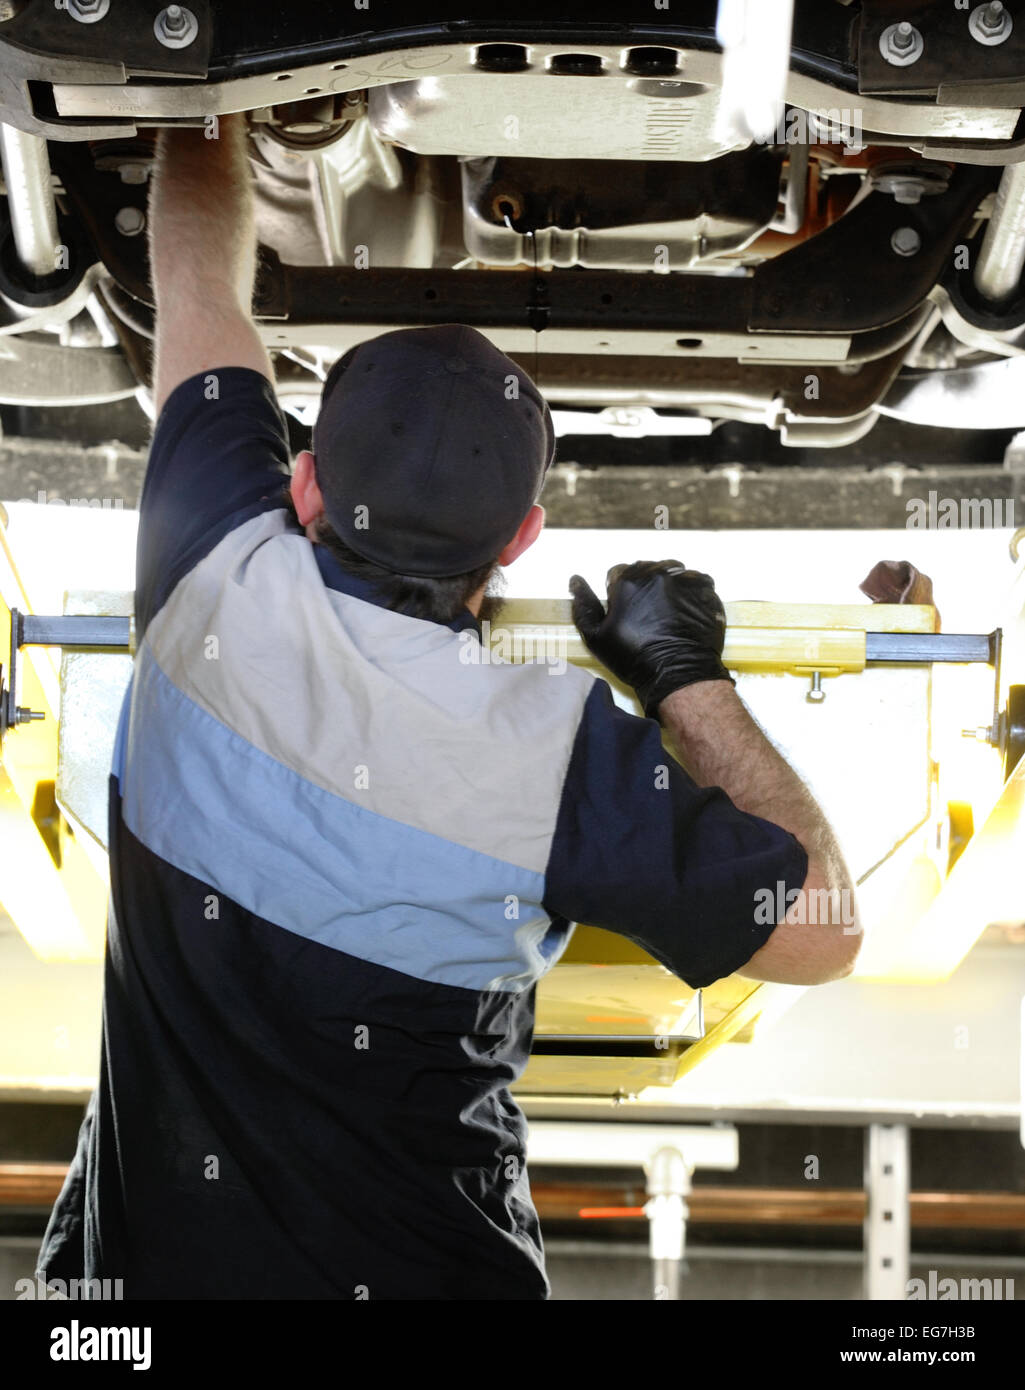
[[120, 646, 562, 993]]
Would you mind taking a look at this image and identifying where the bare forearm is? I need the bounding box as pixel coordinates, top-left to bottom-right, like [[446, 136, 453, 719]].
[[568, 556, 861, 981], [147, 113, 273, 411], [148, 115, 257, 312], [660, 681, 857, 908]]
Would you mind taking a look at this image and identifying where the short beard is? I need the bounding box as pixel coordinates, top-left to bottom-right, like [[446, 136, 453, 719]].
[[477, 569, 508, 626]]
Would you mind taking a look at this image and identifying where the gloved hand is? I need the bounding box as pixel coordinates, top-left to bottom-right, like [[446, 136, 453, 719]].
[[569, 560, 735, 719]]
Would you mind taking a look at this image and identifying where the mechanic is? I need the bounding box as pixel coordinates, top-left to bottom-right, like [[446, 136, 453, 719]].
[[37, 114, 860, 1300]]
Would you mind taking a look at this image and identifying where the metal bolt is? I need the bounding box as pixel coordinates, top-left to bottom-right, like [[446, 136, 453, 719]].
[[969, 0, 1013, 44], [870, 161, 951, 206], [67, 0, 109, 22], [114, 206, 145, 237], [154, 3, 198, 48], [806, 672, 826, 704], [891, 179, 923, 205], [962, 724, 996, 743], [891, 225, 921, 257], [879, 20, 924, 65]]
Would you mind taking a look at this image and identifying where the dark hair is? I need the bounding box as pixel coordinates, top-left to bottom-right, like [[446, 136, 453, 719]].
[[281, 487, 504, 625]]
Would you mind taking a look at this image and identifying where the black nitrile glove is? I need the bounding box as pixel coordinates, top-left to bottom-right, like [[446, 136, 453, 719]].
[[569, 560, 735, 719]]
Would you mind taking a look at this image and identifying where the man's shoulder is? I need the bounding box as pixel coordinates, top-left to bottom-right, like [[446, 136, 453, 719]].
[[134, 367, 292, 642]]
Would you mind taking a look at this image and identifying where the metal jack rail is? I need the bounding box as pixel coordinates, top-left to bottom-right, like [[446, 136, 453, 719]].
[[2, 610, 1017, 777]]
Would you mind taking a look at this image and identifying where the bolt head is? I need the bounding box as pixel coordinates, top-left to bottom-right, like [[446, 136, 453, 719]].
[[891, 225, 922, 256], [67, 0, 109, 21], [155, 4, 197, 47], [892, 179, 923, 206], [970, 1, 1013, 44], [880, 21, 924, 65], [114, 206, 146, 237]]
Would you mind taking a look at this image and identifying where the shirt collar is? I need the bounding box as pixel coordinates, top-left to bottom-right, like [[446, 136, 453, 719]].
[[311, 539, 483, 637]]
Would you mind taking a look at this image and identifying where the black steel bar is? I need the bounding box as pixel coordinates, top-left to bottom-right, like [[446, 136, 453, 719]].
[[19, 615, 132, 649], [864, 631, 998, 664], [14, 618, 999, 665], [268, 261, 755, 335]]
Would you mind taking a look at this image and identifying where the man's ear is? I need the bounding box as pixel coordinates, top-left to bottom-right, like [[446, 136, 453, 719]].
[[291, 449, 325, 528], [497, 504, 544, 566]]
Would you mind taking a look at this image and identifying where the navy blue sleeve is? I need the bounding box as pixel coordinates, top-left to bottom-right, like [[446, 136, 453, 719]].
[[543, 679, 810, 989], [135, 367, 292, 640]]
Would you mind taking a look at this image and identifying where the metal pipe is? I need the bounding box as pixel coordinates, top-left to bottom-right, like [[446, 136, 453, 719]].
[[974, 161, 1025, 305], [0, 123, 61, 279], [531, 1181, 1025, 1227], [8, 1163, 1025, 1230], [770, 134, 809, 236], [645, 1146, 690, 1301]]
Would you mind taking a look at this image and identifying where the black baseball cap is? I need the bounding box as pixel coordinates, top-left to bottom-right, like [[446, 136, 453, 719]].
[[311, 324, 556, 578]]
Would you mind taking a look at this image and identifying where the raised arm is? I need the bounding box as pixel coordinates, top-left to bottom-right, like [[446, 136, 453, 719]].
[[147, 113, 273, 416]]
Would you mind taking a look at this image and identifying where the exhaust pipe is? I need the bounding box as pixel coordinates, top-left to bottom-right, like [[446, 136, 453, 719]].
[[0, 123, 60, 280]]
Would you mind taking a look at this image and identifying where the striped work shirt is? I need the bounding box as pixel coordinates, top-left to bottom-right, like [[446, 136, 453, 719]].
[[38, 368, 807, 1300]]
